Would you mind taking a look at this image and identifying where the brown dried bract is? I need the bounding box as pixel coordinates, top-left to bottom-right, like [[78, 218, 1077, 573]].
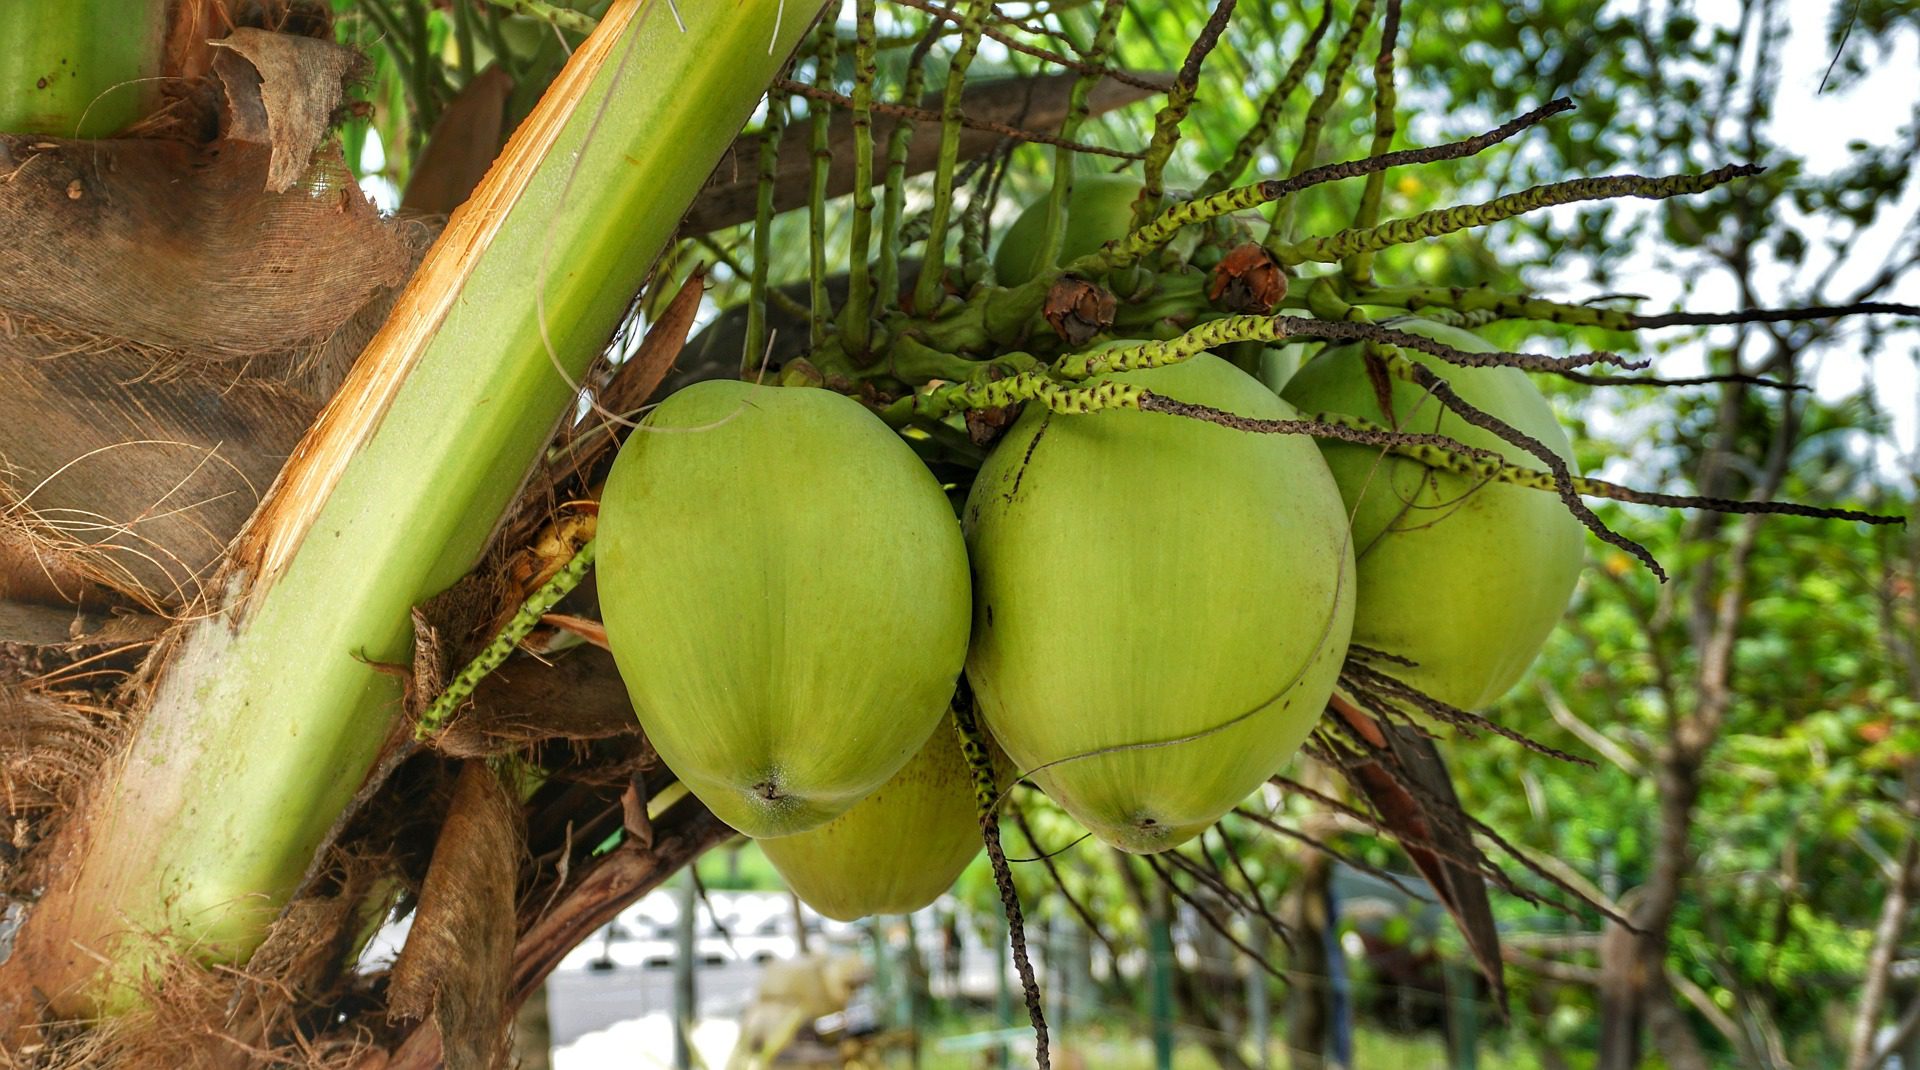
[[965, 403, 1022, 448], [1208, 241, 1288, 314], [964, 365, 1024, 447], [388, 762, 522, 1070], [1043, 276, 1117, 346]]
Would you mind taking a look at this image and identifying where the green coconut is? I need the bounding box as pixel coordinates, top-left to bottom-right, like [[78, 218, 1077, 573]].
[[964, 354, 1356, 854], [597, 381, 971, 837], [758, 712, 999, 921], [993, 173, 1144, 287], [1280, 318, 1585, 710]]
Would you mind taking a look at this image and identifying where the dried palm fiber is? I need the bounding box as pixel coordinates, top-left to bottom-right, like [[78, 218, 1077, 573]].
[[0, 135, 426, 610], [0, 683, 119, 821]]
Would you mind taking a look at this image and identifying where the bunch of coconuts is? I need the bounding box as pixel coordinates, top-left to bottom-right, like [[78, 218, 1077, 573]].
[[595, 177, 1583, 922]]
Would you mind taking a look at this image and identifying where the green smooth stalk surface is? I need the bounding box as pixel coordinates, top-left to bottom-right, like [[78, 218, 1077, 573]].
[[31, 0, 821, 1014], [0, 0, 164, 136]]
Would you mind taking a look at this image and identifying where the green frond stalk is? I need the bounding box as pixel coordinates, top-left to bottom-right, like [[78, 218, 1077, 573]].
[[11, 0, 824, 1016], [1343, 0, 1401, 284], [911, 0, 992, 315], [842, 0, 881, 358], [1198, 0, 1333, 195], [746, 85, 789, 375], [809, 27, 839, 353], [1275, 164, 1764, 266], [1265, 0, 1376, 245], [0, 0, 165, 137]]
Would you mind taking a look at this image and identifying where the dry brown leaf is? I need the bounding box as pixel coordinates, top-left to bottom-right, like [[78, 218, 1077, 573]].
[[0, 685, 118, 822], [436, 645, 648, 763], [621, 771, 653, 850], [403, 66, 513, 215], [388, 763, 522, 1070], [1330, 698, 1508, 1015], [539, 613, 609, 651], [210, 28, 364, 194]]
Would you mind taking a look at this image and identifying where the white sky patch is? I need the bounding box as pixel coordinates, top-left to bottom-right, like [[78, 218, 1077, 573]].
[[1536, 2, 1920, 475], [358, 126, 402, 214]]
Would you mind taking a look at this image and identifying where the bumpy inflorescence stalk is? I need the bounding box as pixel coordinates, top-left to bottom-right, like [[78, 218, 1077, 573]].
[[1305, 411, 1899, 526], [1198, 0, 1335, 195], [1134, 0, 1240, 228], [1274, 164, 1764, 266], [1343, 0, 1402, 284], [1054, 313, 1643, 379], [1265, 0, 1376, 243], [1103, 98, 1574, 267], [416, 539, 599, 739], [1360, 286, 1920, 333], [954, 686, 1051, 1069]]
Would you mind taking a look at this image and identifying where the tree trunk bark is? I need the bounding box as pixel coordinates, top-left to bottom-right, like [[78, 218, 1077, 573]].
[[0, 0, 824, 1035], [1597, 750, 1705, 1070], [1285, 853, 1334, 1070]]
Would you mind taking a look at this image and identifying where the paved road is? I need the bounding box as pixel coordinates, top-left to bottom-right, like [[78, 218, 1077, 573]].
[[547, 960, 762, 1047]]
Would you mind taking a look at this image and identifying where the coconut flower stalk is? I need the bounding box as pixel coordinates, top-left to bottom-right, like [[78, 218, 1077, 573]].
[[0, 0, 823, 1020]]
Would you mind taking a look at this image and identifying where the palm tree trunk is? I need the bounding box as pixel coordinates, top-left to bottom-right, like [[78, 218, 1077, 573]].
[[0, 0, 824, 1031]]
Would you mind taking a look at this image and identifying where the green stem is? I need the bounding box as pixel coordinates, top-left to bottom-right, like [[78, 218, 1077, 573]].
[[746, 87, 788, 375], [359, 0, 423, 127], [1265, 0, 1375, 245], [881, 335, 1037, 384], [480, 4, 520, 81], [1197, 0, 1332, 195], [1038, 0, 1125, 268], [911, 0, 992, 315], [958, 155, 998, 287], [453, 0, 479, 81], [809, 26, 839, 352], [842, 0, 880, 358], [0, 0, 166, 137], [1273, 164, 1763, 266], [1343, 0, 1400, 284], [876, 30, 935, 326], [409, 0, 440, 139], [1134, 0, 1236, 227]]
